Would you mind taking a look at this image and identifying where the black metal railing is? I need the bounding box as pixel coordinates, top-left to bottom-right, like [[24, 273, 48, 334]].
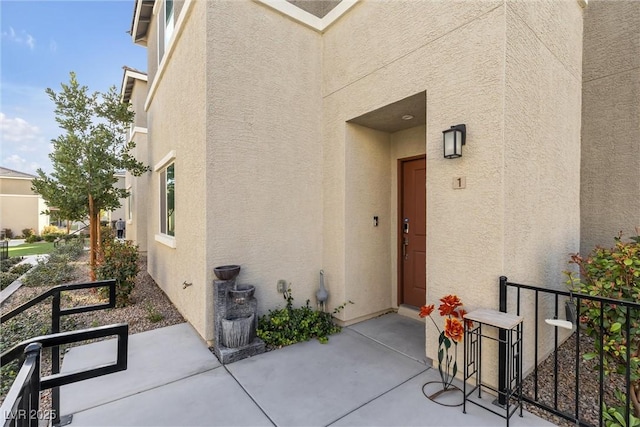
[[1, 324, 128, 427], [1, 280, 119, 426], [498, 276, 640, 427], [0, 241, 8, 262]]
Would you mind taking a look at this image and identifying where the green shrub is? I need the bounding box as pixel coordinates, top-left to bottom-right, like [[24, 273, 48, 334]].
[[55, 238, 85, 260], [257, 286, 352, 348], [1, 258, 22, 273], [2, 229, 13, 239], [96, 239, 139, 307], [43, 232, 65, 243], [22, 258, 74, 287], [22, 228, 34, 238], [145, 304, 164, 323], [9, 263, 32, 276], [567, 233, 640, 424], [25, 235, 42, 243], [0, 272, 19, 290]]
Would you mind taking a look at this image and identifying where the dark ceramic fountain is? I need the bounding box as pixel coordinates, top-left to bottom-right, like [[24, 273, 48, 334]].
[[211, 265, 265, 364]]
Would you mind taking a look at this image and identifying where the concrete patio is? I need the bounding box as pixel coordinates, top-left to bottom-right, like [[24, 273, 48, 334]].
[[60, 314, 554, 426]]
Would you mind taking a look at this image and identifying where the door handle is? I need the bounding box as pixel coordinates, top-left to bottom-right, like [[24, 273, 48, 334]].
[[402, 237, 409, 259]]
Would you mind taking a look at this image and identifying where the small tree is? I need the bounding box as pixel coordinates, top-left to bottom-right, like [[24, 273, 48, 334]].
[[32, 72, 148, 278], [567, 233, 640, 425]]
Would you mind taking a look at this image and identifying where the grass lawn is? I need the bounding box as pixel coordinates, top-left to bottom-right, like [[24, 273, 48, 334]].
[[8, 242, 55, 257]]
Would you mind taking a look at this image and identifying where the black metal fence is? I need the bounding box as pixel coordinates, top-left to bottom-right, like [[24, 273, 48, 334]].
[[498, 276, 640, 427], [1, 324, 128, 427], [0, 241, 8, 262], [0, 280, 124, 426]]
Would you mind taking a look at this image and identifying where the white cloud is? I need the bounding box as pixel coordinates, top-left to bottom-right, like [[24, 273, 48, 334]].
[[2, 26, 36, 50], [3, 154, 40, 175], [0, 112, 42, 143], [49, 39, 57, 53], [0, 113, 52, 175]]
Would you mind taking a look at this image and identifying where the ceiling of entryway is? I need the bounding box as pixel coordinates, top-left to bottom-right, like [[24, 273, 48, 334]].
[[347, 92, 426, 133], [286, 0, 342, 18]]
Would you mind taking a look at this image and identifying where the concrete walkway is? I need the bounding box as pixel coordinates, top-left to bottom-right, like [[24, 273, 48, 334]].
[[60, 314, 554, 426]]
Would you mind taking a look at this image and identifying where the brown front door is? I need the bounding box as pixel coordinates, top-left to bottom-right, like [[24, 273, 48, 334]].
[[399, 156, 426, 308]]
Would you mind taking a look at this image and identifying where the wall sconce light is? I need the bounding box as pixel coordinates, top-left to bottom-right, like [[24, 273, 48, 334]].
[[443, 124, 466, 159]]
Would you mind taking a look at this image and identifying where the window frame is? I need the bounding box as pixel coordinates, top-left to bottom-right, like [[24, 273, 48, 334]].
[[154, 151, 176, 248]]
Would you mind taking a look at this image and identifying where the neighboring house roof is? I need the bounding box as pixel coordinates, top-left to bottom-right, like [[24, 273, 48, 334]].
[[130, 0, 154, 45], [0, 166, 36, 180], [121, 65, 148, 103]]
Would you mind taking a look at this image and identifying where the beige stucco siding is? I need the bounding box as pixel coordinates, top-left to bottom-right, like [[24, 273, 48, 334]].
[[126, 80, 149, 253], [132, 81, 148, 129], [503, 0, 583, 374], [323, 1, 506, 331], [205, 1, 323, 324], [581, 0, 640, 254], [0, 178, 35, 195], [146, 0, 208, 338], [0, 195, 40, 235]]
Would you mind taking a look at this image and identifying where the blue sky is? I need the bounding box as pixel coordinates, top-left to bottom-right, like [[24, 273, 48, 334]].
[[1, 0, 147, 175]]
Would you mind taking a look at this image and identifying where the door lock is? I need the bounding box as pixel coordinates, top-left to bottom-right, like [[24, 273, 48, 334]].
[[403, 218, 409, 234], [402, 237, 409, 260]]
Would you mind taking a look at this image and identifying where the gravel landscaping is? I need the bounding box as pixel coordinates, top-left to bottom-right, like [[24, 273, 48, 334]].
[[522, 331, 629, 427]]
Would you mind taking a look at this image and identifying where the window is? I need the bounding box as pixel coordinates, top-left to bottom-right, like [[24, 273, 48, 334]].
[[158, 0, 174, 64], [127, 188, 133, 222], [160, 163, 175, 236]]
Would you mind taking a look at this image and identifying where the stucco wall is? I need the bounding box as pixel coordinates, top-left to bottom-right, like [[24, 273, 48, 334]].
[[205, 1, 323, 326], [344, 124, 392, 319], [126, 80, 149, 253], [132, 80, 148, 129], [503, 0, 583, 374], [0, 195, 40, 235], [0, 178, 34, 195], [581, 0, 640, 254], [323, 1, 505, 339], [323, 0, 582, 381], [146, 0, 208, 338]]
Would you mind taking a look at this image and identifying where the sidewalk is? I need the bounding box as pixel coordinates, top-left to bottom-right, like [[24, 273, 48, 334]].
[[60, 314, 554, 426]]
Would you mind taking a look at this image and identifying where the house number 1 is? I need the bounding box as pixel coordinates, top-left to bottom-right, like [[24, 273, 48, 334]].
[[453, 176, 466, 189]]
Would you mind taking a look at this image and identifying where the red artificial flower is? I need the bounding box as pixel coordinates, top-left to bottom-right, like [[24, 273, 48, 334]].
[[439, 294, 462, 316], [444, 317, 464, 343], [419, 304, 435, 318], [459, 309, 473, 329]]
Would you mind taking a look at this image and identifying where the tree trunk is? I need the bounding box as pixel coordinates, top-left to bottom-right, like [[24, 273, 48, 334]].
[[88, 195, 97, 281], [66, 220, 71, 235]]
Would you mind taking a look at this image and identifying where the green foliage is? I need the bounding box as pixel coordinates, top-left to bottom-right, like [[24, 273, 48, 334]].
[[145, 304, 164, 323], [21, 239, 84, 287], [567, 233, 640, 420], [31, 71, 150, 274], [603, 401, 640, 427], [22, 258, 74, 287], [22, 228, 35, 238], [96, 239, 139, 307], [25, 234, 43, 243], [0, 259, 32, 289], [9, 264, 32, 276], [257, 286, 352, 348], [1, 258, 22, 272], [55, 238, 85, 259], [0, 272, 19, 290]]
